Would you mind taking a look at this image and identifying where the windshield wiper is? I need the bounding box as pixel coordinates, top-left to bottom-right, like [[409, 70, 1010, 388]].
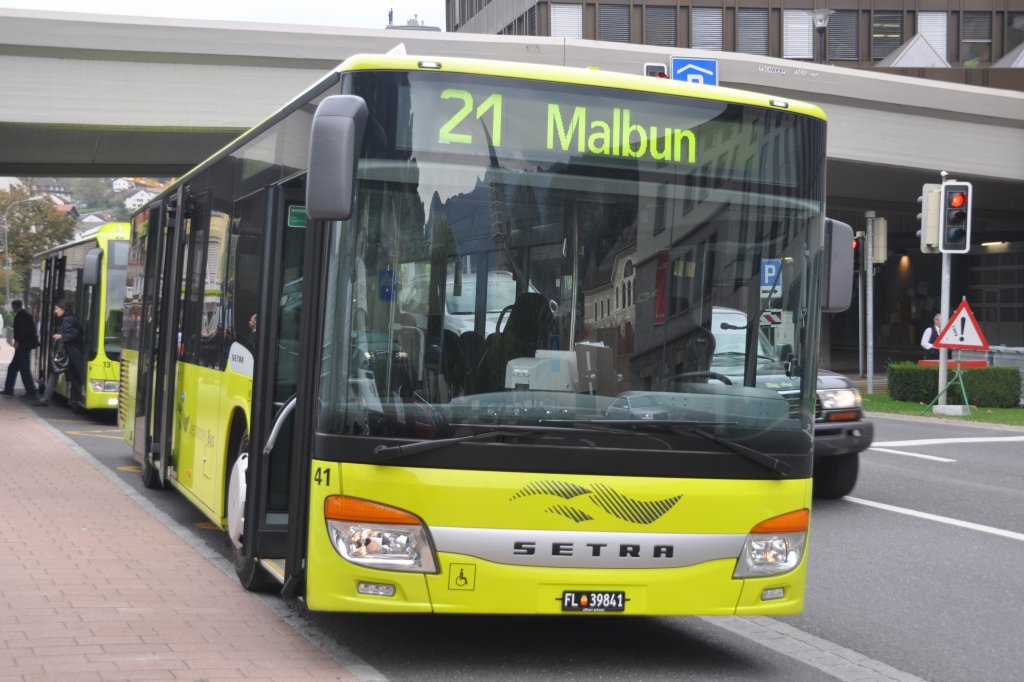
[[571, 420, 791, 476], [372, 424, 578, 462]]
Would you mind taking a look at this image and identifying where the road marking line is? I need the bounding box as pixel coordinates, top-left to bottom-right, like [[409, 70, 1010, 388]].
[[868, 447, 956, 463], [701, 615, 927, 681], [875, 436, 1024, 447], [845, 497, 1024, 542]]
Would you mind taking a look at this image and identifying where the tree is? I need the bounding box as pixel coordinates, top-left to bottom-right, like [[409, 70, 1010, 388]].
[[1, 188, 75, 305]]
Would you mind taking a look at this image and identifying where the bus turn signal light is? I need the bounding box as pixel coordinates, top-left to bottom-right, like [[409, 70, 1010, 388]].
[[750, 509, 809, 534], [324, 495, 422, 525]]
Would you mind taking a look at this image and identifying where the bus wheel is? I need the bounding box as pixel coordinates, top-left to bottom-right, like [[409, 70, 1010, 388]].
[[226, 438, 276, 592], [813, 451, 859, 499], [141, 454, 164, 490]]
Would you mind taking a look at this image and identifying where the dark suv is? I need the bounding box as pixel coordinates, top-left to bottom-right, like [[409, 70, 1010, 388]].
[[709, 307, 872, 499], [809, 370, 873, 498]]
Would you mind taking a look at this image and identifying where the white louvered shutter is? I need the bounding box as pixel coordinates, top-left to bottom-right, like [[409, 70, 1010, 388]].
[[550, 3, 583, 39], [783, 10, 813, 59]]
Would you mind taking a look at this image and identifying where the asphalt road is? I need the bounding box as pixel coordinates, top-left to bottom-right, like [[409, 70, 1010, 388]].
[[33, 404, 1024, 681]]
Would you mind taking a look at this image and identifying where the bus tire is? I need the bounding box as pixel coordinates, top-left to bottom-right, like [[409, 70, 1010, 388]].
[[227, 436, 277, 592], [813, 451, 859, 499], [141, 455, 164, 490]]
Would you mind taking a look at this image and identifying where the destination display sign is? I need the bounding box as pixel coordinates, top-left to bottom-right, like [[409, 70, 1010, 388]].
[[404, 75, 758, 173]]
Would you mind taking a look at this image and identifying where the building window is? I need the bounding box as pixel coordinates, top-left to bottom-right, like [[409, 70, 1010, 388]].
[[1009, 13, 1024, 53], [737, 8, 769, 56], [645, 5, 677, 47], [961, 12, 992, 63], [828, 10, 859, 61], [598, 4, 630, 43], [692, 7, 723, 51], [550, 3, 583, 39], [916, 12, 947, 61], [872, 11, 904, 60], [783, 10, 813, 60]]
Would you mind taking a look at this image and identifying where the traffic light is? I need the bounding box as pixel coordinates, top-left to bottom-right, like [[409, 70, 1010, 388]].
[[939, 181, 972, 253], [644, 63, 669, 78], [917, 183, 941, 253]]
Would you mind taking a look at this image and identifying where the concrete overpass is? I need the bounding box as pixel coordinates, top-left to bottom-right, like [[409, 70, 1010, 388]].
[[1, 7, 1022, 220], [3, 7, 1024, 353]]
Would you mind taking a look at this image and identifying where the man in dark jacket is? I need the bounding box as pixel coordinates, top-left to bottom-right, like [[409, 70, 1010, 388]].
[[2, 300, 39, 398], [33, 298, 84, 407]]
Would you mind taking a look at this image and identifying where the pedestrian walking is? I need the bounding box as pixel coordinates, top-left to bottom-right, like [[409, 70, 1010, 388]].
[[2, 300, 39, 398], [33, 298, 84, 407]]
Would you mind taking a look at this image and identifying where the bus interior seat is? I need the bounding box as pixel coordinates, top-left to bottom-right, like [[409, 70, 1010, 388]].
[[473, 291, 555, 394], [457, 330, 486, 395]]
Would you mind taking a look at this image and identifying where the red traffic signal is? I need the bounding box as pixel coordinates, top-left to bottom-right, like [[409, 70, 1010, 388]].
[[939, 181, 972, 254]]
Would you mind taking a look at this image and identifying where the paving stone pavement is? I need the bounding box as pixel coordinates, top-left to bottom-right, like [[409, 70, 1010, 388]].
[[0, 340, 362, 681]]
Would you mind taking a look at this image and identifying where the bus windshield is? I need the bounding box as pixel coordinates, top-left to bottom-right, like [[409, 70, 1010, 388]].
[[317, 70, 825, 471], [105, 240, 129, 359]]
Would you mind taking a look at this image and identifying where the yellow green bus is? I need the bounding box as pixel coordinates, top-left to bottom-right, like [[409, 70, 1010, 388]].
[[32, 222, 130, 411], [119, 54, 852, 615]]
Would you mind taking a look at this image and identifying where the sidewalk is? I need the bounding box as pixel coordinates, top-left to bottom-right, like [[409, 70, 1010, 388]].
[[0, 342, 372, 681]]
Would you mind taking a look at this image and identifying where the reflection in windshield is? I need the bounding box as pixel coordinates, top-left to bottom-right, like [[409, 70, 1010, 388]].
[[316, 71, 825, 454]]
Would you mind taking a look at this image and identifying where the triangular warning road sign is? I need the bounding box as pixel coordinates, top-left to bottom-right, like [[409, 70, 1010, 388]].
[[934, 299, 989, 351]]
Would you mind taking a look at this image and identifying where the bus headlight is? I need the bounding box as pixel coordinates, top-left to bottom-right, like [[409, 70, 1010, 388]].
[[324, 495, 437, 573], [90, 380, 120, 393], [734, 509, 808, 578]]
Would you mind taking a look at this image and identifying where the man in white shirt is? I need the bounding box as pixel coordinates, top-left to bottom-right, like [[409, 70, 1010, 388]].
[[920, 314, 942, 360]]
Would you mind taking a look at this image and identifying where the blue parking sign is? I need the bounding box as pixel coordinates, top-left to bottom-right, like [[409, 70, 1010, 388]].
[[760, 259, 782, 294], [670, 57, 718, 86]]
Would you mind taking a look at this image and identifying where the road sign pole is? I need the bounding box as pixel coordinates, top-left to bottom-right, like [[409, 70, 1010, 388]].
[[865, 211, 875, 394], [938, 251, 950, 405]]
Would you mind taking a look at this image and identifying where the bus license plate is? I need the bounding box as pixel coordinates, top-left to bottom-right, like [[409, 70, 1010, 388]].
[[561, 591, 626, 612]]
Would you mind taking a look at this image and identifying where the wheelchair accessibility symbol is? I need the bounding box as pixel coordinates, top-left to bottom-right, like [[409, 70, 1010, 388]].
[[448, 563, 476, 591]]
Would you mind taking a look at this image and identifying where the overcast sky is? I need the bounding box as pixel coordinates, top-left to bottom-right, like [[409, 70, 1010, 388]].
[[0, 1, 446, 30]]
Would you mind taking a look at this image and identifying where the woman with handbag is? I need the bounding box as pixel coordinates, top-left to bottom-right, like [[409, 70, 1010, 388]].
[[32, 298, 84, 407]]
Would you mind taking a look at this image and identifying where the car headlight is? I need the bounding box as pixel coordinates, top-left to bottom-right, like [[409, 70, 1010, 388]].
[[324, 495, 437, 573], [817, 387, 861, 410], [734, 509, 808, 578]]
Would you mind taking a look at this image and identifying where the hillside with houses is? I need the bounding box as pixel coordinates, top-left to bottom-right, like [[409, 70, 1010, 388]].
[[1, 176, 168, 236]]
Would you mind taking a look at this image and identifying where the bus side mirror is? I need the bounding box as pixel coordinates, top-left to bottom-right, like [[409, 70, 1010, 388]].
[[822, 218, 853, 313], [83, 248, 103, 286], [306, 95, 368, 222]]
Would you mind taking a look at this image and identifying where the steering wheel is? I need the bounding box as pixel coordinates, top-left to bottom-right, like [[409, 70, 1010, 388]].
[[673, 371, 733, 386]]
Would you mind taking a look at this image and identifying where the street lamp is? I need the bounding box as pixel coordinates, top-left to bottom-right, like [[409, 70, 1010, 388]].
[[2, 194, 44, 308], [812, 9, 835, 64]]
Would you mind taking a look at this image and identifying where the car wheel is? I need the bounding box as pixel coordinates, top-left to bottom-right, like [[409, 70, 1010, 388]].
[[814, 451, 859, 499]]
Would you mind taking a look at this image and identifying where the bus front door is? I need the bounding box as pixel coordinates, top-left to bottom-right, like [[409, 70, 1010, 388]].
[[231, 183, 307, 590]]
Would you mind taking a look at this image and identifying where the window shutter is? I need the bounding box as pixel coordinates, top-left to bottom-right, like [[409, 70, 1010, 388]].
[[645, 6, 677, 47], [783, 10, 813, 59], [738, 8, 769, 56], [692, 7, 723, 51], [962, 12, 992, 43], [828, 10, 858, 60], [872, 11, 904, 60], [917, 12, 947, 58], [598, 4, 630, 43], [550, 3, 583, 39]]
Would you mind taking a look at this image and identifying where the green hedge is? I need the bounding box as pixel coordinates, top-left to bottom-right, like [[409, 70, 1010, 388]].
[[887, 362, 1022, 407]]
